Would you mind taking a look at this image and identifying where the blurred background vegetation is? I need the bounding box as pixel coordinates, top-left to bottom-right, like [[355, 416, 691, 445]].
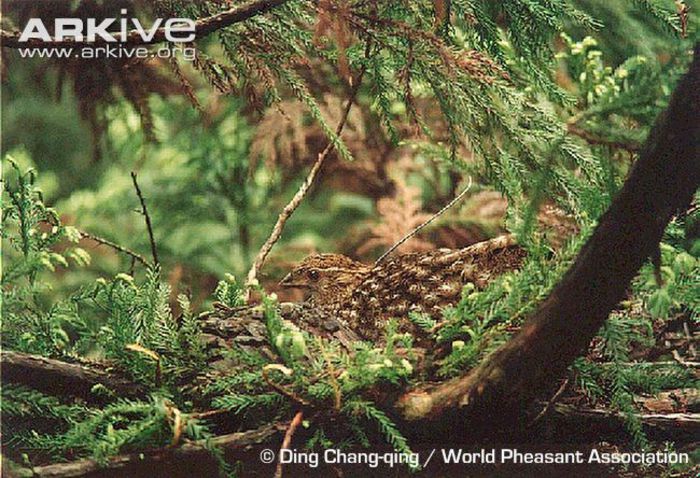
[[3, 0, 696, 310]]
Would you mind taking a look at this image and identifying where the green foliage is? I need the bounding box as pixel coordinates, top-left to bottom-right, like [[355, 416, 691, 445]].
[[26, 396, 212, 464], [1, 164, 218, 465], [209, 304, 417, 454], [618, 363, 698, 395], [575, 314, 654, 448], [568, 0, 697, 63], [562, 34, 691, 154], [603, 319, 653, 422], [3, 387, 229, 472], [579, 216, 697, 449], [408, 311, 437, 332], [263, 293, 309, 363], [212, 392, 285, 416], [570, 209, 699, 449], [343, 399, 417, 470], [2, 158, 90, 356], [2, 0, 698, 473], [637, 240, 699, 321], [435, 233, 588, 376], [214, 274, 246, 308], [53, 99, 274, 280], [2, 385, 86, 422], [84, 269, 209, 385]]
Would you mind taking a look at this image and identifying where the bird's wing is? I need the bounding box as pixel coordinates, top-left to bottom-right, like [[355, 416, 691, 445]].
[[343, 235, 526, 339]]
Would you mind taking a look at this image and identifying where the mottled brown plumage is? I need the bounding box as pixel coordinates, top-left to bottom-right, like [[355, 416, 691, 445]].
[[281, 235, 526, 341]]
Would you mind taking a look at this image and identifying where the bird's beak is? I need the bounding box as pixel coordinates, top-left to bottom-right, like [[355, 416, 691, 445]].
[[279, 273, 294, 287], [279, 272, 309, 288]]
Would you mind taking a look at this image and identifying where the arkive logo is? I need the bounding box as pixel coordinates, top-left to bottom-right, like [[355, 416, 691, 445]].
[[18, 9, 195, 43]]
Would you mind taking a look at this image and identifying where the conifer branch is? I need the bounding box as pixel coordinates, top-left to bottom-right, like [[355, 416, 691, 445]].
[[0, 0, 290, 48]]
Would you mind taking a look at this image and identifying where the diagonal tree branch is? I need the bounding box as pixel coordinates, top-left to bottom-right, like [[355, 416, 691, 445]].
[[1, 0, 290, 49], [78, 229, 150, 267], [244, 66, 367, 292], [396, 44, 700, 429]]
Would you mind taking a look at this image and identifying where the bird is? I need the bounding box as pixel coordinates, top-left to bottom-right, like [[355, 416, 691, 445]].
[[280, 235, 526, 342]]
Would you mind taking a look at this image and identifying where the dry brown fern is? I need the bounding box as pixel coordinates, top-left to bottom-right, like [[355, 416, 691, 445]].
[[357, 175, 434, 256], [249, 93, 394, 197], [314, 0, 355, 82]]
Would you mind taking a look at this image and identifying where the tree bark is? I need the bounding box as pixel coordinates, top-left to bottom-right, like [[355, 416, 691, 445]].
[[1, 351, 145, 404]]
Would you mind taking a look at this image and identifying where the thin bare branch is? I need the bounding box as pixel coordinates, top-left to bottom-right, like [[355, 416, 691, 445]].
[[274, 411, 304, 478], [130, 171, 159, 267], [1, 0, 290, 48], [78, 229, 149, 266], [529, 377, 570, 426], [567, 123, 641, 153], [374, 177, 472, 265], [244, 66, 367, 291]]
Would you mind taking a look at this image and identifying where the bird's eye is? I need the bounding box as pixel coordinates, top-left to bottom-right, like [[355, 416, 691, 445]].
[[307, 269, 319, 281]]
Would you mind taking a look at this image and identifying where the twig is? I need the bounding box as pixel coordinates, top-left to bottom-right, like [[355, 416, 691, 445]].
[[1, 0, 290, 48], [676, 1, 689, 39], [244, 66, 367, 292], [78, 229, 149, 266], [317, 339, 342, 410], [374, 177, 472, 265], [130, 171, 159, 267], [262, 365, 311, 407], [529, 377, 570, 426], [274, 411, 304, 478], [672, 350, 692, 367], [188, 409, 230, 420], [566, 123, 641, 153]]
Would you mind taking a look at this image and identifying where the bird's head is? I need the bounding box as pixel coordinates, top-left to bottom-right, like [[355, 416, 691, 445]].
[[279, 253, 370, 305]]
